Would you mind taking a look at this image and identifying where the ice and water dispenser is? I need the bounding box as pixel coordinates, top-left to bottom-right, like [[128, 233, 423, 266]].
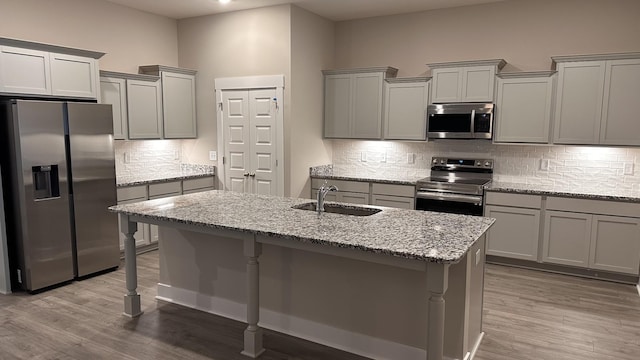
[[32, 165, 60, 200]]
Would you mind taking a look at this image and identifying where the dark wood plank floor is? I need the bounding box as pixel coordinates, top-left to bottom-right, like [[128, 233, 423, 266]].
[[1, 251, 639, 359]]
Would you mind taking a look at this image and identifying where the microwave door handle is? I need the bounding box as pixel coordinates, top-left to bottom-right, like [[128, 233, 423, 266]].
[[470, 109, 476, 137]]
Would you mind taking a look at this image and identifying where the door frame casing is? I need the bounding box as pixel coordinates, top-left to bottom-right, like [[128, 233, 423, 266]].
[[214, 75, 285, 197]]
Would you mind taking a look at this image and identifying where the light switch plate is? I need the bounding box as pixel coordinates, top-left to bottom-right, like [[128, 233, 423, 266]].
[[623, 162, 634, 175], [407, 153, 415, 164], [361, 152, 367, 162], [209, 151, 217, 161], [540, 159, 549, 171]]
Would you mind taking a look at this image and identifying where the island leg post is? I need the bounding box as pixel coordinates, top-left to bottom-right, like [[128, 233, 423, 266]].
[[242, 236, 265, 358], [119, 214, 142, 318], [427, 262, 450, 360]]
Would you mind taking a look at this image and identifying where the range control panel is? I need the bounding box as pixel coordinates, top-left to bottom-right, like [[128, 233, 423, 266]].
[[431, 157, 494, 170]]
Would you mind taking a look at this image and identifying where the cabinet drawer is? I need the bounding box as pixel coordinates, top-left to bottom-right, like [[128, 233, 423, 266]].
[[148, 181, 181, 198], [485, 191, 542, 208], [117, 185, 147, 202], [371, 183, 415, 197], [371, 194, 415, 209], [311, 178, 369, 193], [183, 177, 214, 192], [547, 196, 640, 218]]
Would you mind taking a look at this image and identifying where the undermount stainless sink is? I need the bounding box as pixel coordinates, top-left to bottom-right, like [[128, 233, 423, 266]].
[[292, 202, 382, 216]]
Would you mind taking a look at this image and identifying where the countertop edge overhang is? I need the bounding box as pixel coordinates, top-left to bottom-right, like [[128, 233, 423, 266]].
[[109, 190, 495, 264]]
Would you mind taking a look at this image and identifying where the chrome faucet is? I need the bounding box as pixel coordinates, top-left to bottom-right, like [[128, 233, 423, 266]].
[[317, 182, 338, 214]]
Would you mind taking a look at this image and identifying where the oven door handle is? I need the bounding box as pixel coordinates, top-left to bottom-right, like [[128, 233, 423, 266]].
[[416, 191, 483, 204]]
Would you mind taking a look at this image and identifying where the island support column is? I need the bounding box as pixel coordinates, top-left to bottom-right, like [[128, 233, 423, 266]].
[[119, 214, 142, 318], [242, 235, 265, 358], [427, 262, 450, 360]]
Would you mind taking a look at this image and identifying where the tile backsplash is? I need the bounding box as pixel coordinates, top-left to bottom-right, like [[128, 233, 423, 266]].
[[114, 140, 184, 177], [332, 140, 640, 191]]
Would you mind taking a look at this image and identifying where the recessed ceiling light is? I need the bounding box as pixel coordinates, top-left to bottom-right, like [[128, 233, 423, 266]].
[[219, 0, 231, 4]]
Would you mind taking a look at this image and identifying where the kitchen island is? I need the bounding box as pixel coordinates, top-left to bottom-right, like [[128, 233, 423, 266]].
[[110, 191, 494, 360]]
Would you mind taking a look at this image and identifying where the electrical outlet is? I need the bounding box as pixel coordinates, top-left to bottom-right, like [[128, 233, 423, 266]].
[[361, 152, 367, 162], [123, 152, 130, 164], [174, 150, 180, 160], [623, 162, 634, 175], [540, 159, 549, 171], [407, 153, 415, 164], [209, 151, 217, 161], [380, 152, 387, 163]]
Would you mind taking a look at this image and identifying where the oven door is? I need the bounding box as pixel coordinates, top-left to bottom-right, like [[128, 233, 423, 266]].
[[415, 191, 484, 216]]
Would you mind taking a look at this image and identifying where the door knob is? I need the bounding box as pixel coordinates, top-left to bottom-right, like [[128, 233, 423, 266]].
[[249, 172, 256, 177], [243, 172, 250, 177]]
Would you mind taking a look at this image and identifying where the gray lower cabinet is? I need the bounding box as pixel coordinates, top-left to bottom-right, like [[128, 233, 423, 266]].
[[542, 210, 592, 267], [116, 185, 152, 250], [310, 178, 415, 209], [485, 191, 640, 277], [484, 192, 541, 261]]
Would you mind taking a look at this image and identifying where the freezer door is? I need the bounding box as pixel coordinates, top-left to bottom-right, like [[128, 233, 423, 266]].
[[66, 102, 119, 277], [9, 100, 74, 291]]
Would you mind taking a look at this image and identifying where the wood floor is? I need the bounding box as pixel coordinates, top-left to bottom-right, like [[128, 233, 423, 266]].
[[1, 251, 639, 360]]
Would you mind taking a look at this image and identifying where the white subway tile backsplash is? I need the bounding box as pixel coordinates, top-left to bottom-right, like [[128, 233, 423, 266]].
[[331, 140, 640, 190]]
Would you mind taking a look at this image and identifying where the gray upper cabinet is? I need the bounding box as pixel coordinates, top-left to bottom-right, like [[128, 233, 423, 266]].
[[99, 70, 163, 140], [552, 53, 640, 146], [323, 67, 397, 139], [139, 65, 197, 139], [427, 59, 506, 103], [494, 71, 555, 144], [383, 77, 430, 140], [0, 38, 103, 99]]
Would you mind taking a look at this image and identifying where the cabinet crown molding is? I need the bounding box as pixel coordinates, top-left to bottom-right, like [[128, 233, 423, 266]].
[[0, 37, 104, 59], [497, 71, 557, 79], [322, 66, 398, 78], [551, 52, 640, 64], [426, 59, 506, 70], [138, 65, 197, 76], [99, 70, 160, 82], [385, 76, 431, 83]]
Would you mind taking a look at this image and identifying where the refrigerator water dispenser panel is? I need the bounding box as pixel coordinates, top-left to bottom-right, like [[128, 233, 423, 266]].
[[32, 165, 60, 200]]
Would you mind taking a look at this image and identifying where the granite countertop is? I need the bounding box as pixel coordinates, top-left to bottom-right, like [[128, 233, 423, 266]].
[[110, 190, 494, 264], [309, 164, 427, 185], [487, 181, 640, 203], [117, 165, 215, 187]]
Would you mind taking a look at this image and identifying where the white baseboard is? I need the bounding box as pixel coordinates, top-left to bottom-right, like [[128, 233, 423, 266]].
[[156, 283, 426, 360]]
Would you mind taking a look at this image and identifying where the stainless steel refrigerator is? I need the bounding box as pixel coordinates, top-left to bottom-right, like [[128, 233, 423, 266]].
[[0, 99, 119, 292]]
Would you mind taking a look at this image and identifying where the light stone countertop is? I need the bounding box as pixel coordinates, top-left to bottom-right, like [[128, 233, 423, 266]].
[[487, 181, 640, 203], [109, 190, 495, 264], [117, 165, 215, 188]]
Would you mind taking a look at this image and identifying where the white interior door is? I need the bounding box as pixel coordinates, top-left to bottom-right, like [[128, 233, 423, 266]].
[[250, 89, 277, 195], [223, 88, 278, 195], [223, 90, 251, 193]]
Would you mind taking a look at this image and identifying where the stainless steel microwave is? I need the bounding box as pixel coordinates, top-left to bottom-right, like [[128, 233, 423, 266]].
[[427, 103, 494, 139]]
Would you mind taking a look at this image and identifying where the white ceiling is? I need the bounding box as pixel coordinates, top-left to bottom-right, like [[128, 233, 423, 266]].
[[103, 0, 507, 21]]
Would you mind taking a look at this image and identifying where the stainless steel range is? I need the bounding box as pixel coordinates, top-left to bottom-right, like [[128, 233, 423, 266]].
[[415, 157, 493, 216]]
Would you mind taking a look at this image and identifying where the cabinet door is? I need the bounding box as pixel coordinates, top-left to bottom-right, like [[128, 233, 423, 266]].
[[494, 76, 553, 143], [0, 46, 51, 95], [127, 79, 163, 139], [589, 215, 640, 275], [462, 66, 495, 102], [542, 210, 591, 267], [384, 81, 429, 140], [324, 74, 351, 138], [311, 189, 339, 202], [553, 61, 605, 144], [352, 72, 383, 139], [431, 68, 462, 103], [600, 59, 640, 146], [162, 71, 197, 138], [485, 205, 540, 261], [50, 53, 97, 99], [100, 77, 128, 140], [371, 194, 415, 209]]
